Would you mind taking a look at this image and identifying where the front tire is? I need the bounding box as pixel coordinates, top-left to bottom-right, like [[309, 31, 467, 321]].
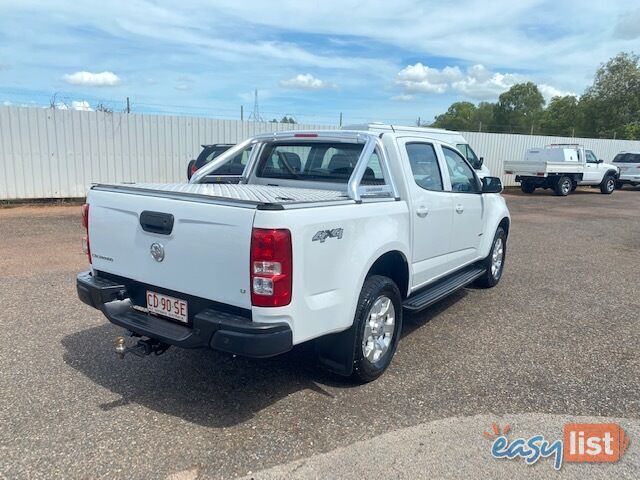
[[554, 176, 572, 196], [351, 275, 402, 383], [600, 175, 615, 194], [476, 227, 507, 288]]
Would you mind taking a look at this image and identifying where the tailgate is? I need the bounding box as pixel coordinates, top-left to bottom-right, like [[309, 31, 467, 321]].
[[87, 187, 256, 309]]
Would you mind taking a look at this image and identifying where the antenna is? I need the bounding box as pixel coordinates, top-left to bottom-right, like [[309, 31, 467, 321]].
[[248, 88, 263, 122]]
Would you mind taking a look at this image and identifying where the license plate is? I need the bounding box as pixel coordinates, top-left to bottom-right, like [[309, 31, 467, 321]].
[[146, 291, 188, 323]]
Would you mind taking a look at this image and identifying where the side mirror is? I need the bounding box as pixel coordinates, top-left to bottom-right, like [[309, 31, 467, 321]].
[[598, 159, 604, 164], [479, 157, 484, 167], [481, 176, 503, 194]]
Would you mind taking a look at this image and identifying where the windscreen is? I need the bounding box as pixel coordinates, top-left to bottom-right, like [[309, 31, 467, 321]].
[[255, 142, 385, 185]]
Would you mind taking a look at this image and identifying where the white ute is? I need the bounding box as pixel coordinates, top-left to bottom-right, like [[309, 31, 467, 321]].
[[505, 144, 620, 196], [77, 125, 510, 382]]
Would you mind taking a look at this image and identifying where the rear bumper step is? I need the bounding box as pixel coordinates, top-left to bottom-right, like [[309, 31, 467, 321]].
[[76, 271, 292, 358]]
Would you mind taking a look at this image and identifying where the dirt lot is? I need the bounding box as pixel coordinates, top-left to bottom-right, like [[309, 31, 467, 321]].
[[1, 188, 639, 479]]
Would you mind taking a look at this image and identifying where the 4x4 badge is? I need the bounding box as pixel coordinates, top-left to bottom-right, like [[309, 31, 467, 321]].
[[313, 228, 343, 243]]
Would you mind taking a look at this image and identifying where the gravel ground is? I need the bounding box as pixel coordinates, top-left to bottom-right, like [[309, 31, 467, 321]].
[[0, 187, 639, 479]]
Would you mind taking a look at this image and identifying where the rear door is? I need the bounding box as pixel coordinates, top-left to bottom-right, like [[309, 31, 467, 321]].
[[440, 145, 484, 265], [397, 138, 454, 287], [87, 188, 256, 309]]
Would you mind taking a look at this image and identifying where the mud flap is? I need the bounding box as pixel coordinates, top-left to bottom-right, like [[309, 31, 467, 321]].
[[314, 324, 357, 377]]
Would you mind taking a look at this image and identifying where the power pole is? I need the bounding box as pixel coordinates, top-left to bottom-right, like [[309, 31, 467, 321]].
[[479, 121, 482, 132], [240, 105, 244, 121], [126, 97, 131, 114], [339, 112, 342, 127]]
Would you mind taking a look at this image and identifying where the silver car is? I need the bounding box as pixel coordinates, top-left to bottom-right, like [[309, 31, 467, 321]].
[[613, 151, 640, 189]]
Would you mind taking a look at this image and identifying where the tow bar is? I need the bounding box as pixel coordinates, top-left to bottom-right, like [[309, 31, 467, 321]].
[[115, 335, 170, 359]]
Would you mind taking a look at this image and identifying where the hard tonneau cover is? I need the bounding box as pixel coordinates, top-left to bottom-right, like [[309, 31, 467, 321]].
[[92, 183, 351, 209]]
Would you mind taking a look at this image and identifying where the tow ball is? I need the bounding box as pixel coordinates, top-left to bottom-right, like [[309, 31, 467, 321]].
[[115, 335, 170, 359]]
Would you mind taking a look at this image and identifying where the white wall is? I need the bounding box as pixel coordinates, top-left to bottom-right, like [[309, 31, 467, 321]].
[[0, 106, 331, 200], [2, 105, 640, 199]]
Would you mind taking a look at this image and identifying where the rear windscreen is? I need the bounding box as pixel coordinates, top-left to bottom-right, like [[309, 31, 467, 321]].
[[255, 142, 385, 184], [614, 153, 640, 163]]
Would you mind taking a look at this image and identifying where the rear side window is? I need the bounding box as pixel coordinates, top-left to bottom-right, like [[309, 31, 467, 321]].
[[256, 142, 385, 185], [406, 143, 443, 191], [442, 146, 480, 193]]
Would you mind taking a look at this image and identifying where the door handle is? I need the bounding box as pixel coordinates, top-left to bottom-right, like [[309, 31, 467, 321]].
[[455, 204, 464, 214], [416, 206, 429, 218]]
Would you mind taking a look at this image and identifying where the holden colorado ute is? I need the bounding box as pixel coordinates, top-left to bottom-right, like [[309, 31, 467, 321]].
[[77, 125, 511, 382]]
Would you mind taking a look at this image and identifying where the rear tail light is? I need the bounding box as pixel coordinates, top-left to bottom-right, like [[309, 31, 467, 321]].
[[191, 164, 198, 174], [536, 172, 545, 176], [250, 228, 292, 307], [81, 203, 91, 264], [505, 170, 514, 175]]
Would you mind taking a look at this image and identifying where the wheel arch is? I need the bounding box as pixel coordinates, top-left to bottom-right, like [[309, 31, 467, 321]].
[[365, 250, 410, 299]]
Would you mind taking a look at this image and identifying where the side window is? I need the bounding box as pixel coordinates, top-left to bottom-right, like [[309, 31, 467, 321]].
[[405, 143, 444, 191], [442, 146, 479, 193], [586, 150, 598, 163]]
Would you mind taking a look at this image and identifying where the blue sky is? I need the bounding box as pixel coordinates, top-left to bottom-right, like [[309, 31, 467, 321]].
[[1, 0, 639, 125]]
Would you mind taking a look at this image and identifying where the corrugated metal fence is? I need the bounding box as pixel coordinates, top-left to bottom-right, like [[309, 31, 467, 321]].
[[2, 105, 640, 199], [0, 106, 330, 199]]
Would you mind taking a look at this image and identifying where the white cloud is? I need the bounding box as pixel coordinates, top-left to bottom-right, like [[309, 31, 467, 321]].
[[391, 94, 414, 102], [3, 100, 12, 106], [279, 73, 335, 90], [63, 71, 120, 87], [174, 84, 191, 91], [396, 63, 461, 94], [71, 100, 93, 111], [396, 63, 574, 102]]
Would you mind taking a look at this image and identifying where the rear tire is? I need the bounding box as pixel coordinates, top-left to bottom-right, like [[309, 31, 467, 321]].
[[600, 175, 615, 194], [351, 275, 402, 383], [554, 176, 572, 196], [476, 227, 507, 288], [521, 182, 535, 194]]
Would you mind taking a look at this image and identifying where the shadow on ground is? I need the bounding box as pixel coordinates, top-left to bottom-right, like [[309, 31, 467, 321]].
[[60, 291, 465, 429]]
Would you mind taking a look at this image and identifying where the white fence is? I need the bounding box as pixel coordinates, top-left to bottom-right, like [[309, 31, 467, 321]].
[[0, 106, 330, 200], [2, 105, 640, 200]]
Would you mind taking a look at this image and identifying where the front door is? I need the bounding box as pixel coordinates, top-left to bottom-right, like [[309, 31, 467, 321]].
[[399, 139, 454, 288], [440, 145, 484, 265], [582, 150, 603, 183]]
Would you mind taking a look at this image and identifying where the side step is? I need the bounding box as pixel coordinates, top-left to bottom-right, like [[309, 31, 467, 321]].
[[403, 265, 486, 312]]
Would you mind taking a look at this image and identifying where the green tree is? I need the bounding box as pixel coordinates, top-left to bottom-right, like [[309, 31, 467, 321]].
[[475, 102, 495, 131], [540, 95, 579, 136], [578, 52, 640, 139], [432, 101, 478, 130], [493, 82, 545, 134]]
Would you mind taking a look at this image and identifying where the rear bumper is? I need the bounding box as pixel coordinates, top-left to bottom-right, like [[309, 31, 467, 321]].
[[76, 271, 292, 358], [618, 173, 640, 183]]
